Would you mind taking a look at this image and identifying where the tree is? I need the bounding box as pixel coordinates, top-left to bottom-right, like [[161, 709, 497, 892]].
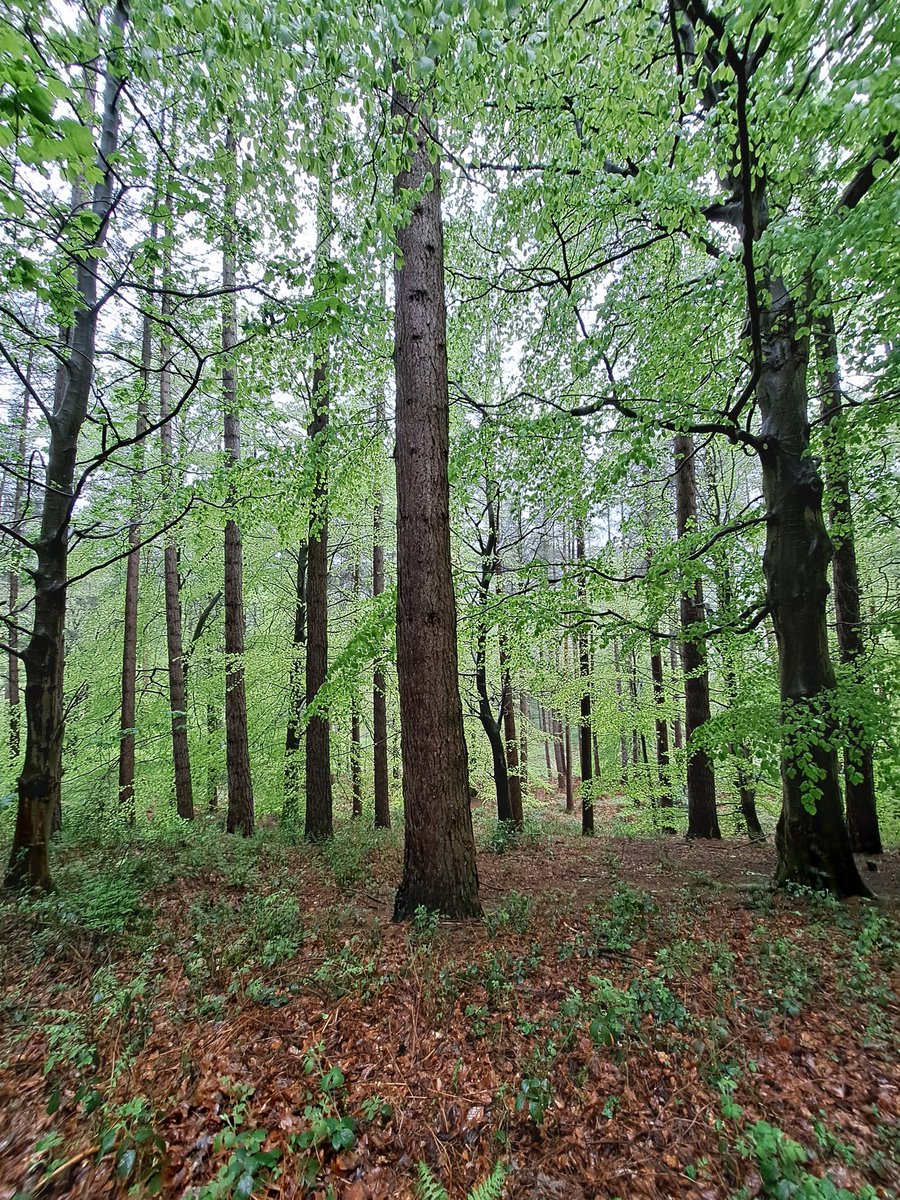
[[391, 85, 480, 920], [221, 121, 254, 837], [5, 2, 128, 890]]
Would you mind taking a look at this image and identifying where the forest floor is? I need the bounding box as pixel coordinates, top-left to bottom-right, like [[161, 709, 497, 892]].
[[0, 797, 898, 1200]]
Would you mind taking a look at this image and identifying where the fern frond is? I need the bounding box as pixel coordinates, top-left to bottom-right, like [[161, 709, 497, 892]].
[[416, 1161, 449, 1200], [468, 1162, 508, 1200]]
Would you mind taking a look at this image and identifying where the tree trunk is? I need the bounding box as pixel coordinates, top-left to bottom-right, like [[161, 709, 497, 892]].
[[576, 528, 594, 835], [475, 489, 512, 823], [6, 3, 127, 891], [540, 706, 553, 785], [815, 310, 881, 855], [758, 281, 867, 895], [552, 714, 566, 793], [391, 87, 480, 919], [649, 631, 673, 808], [283, 544, 307, 822], [372, 370, 391, 830], [669, 625, 683, 750], [613, 638, 629, 782], [304, 163, 334, 843], [719, 562, 761, 837], [159, 272, 194, 821], [518, 691, 529, 785], [118, 262, 154, 821], [674, 432, 720, 838], [6, 331, 35, 763], [499, 632, 524, 827], [221, 120, 254, 837]]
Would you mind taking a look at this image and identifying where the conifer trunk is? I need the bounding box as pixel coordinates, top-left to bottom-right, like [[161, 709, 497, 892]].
[[391, 87, 480, 919]]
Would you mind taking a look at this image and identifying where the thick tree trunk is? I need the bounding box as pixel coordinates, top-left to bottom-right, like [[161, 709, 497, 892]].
[[303, 161, 335, 842], [372, 384, 391, 829], [674, 432, 720, 838], [6, 4, 127, 891], [221, 121, 254, 837], [283, 543, 307, 822], [649, 632, 673, 808], [159, 287, 194, 821], [758, 282, 867, 895], [815, 311, 881, 855], [118, 275, 154, 820], [391, 88, 480, 919]]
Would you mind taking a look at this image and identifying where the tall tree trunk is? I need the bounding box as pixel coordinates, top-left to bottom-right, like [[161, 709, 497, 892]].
[[350, 558, 362, 818], [6, 3, 127, 891], [719, 562, 761, 837], [159, 269, 194, 821], [613, 638, 629, 782], [552, 713, 566, 793], [815, 310, 881, 855], [576, 528, 594, 835], [118, 245, 154, 821], [391, 88, 480, 919], [649, 631, 673, 808], [540, 706, 553, 785], [758, 281, 866, 894], [304, 164, 334, 842], [283, 544, 307, 822], [372, 366, 391, 830], [674, 432, 720, 838], [475, 488, 512, 823], [669, 624, 683, 750], [6, 332, 35, 763], [221, 120, 254, 837], [207, 700, 219, 813]]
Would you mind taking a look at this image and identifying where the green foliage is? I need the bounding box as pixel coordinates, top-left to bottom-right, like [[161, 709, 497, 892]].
[[416, 1160, 507, 1200], [734, 1121, 877, 1200]]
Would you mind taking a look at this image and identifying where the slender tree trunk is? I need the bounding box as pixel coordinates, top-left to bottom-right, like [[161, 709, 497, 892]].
[[498, 631, 523, 827], [118, 246, 155, 821], [563, 718, 574, 813], [718, 562, 761, 837], [649, 631, 673, 808], [540, 706, 553, 785], [518, 691, 529, 785], [207, 701, 219, 813], [669, 624, 683, 751], [159, 289, 195, 821], [221, 120, 254, 837], [475, 489, 512, 823], [6, 4, 127, 890], [372, 368, 391, 830], [6, 332, 35, 763], [283, 544, 307, 822], [576, 528, 594, 834], [391, 88, 480, 919], [815, 310, 881, 855], [674, 432, 720, 838], [552, 714, 566, 793], [613, 638, 629, 782], [304, 164, 334, 842]]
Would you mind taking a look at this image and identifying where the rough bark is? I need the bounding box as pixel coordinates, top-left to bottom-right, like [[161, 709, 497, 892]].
[[815, 310, 881, 855], [6, 4, 127, 891], [391, 87, 480, 919], [221, 121, 254, 837], [283, 544, 307, 823], [304, 163, 335, 842], [674, 432, 720, 838], [758, 282, 867, 895]]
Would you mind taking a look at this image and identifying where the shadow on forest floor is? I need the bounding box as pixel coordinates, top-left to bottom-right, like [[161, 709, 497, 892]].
[[1, 798, 898, 1200]]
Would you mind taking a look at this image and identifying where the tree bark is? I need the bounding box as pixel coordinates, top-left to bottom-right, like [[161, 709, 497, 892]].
[[283, 543, 307, 822], [391, 87, 480, 919], [674, 432, 720, 838], [518, 691, 529, 785], [159, 273, 194, 821], [118, 244, 154, 821], [758, 282, 866, 894], [372, 363, 391, 830], [649, 631, 673, 809], [576, 528, 594, 834], [815, 310, 881, 855], [499, 639, 524, 827], [221, 120, 254, 837], [475, 488, 512, 823], [6, 330, 35, 763], [6, 3, 127, 891], [304, 163, 334, 842]]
